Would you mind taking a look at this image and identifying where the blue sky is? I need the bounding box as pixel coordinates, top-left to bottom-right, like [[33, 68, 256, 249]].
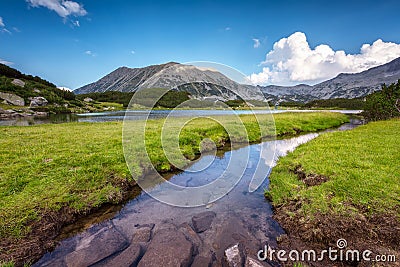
[[1, 0, 400, 89]]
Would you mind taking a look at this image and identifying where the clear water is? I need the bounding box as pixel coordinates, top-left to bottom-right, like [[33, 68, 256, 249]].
[[0, 109, 362, 126]]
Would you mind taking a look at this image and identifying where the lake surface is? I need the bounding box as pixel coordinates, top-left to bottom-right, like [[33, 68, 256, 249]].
[[34, 121, 359, 266], [0, 109, 362, 126]]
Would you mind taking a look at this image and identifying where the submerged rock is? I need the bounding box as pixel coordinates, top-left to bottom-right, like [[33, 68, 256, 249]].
[[64, 225, 129, 267], [93, 243, 141, 267], [131, 225, 153, 243], [138, 228, 193, 267], [245, 256, 268, 267], [224, 243, 244, 267], [192, 211, 216, 233]]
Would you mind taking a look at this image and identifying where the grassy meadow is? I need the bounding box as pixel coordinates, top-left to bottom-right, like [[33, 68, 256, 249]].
[[0, 112, 348, 240], [267, 118, 400, 215], [266, 118, 400, 260]]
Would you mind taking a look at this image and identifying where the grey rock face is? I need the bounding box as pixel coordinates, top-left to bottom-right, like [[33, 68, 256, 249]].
[[191, 211, 216, 233], [0, 92, 25, 106], [74, 62, 179, 94], [138, 228, 193, 267], [11, 79, 25, 87], [83, 97, 94, 102], [29, 97, 48, 107]]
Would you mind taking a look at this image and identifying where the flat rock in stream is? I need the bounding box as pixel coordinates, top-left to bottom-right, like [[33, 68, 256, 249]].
[[138, 228, 193, 267], [192, 211, 216, 233], [93, 243, 142, 267], [224, 243, 244, 267], [201, 214, 262, 266], [131, 225, 153, 243], [64, 225, 128, 267], [191, 255, 213, 267], [179, 222, 202, 252]]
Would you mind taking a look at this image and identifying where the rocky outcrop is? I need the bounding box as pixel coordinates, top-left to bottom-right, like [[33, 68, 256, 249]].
[[11, 79, 25, 87], [83, 97, 94, 102], [0, 92, 25, 106], [29, 97, 48, 107]]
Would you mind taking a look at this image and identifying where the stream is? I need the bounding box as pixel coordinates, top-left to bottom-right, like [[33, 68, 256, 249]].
[[33, 121, 360, 267]]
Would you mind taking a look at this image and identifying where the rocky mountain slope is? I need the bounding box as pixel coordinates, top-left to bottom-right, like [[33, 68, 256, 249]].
[[74, 62, 179, 94], [75, 63, 264, 101], [260, 57, 400, 102], [75, 58, 400, 103]]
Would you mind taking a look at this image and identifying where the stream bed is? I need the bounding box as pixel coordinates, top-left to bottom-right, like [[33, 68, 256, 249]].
[[34, 122, 360, 267]]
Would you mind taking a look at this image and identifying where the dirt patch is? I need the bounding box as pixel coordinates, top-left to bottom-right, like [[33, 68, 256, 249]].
[[0, 180, 140, 267], [291, 164, 329, 186], [272, 199, 400, 266]]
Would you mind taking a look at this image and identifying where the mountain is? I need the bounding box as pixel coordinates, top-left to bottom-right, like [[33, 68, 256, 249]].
[[75, 58, 400, 103], [260, 57, 400, 102], [74, 62, 179, 94], [74, 62, 264, 100]]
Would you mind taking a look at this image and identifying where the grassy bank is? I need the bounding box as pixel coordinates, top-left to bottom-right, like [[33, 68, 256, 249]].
[[0, 112, 347, 265], [266, 119, 400, 265]]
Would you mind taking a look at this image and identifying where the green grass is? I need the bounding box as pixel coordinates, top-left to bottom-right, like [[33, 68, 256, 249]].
[[0, 112, 348, 238], [266, 119, 400, 217]]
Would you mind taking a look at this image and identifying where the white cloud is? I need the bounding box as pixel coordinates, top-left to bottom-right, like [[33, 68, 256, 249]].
[[2, 28, 11, 34], [249, 32, 400, 86], [0, 17, 4, 27], [0, 59, 13, 65], [26, 0, 87, 18], [85, 50, 96, 57], [253, 38, 260, 48], [73, 20, 80, 27]]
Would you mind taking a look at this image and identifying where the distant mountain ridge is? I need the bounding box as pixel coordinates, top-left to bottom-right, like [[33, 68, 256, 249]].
[[260, 57, 400, 102], [75, 57, 400, 103]]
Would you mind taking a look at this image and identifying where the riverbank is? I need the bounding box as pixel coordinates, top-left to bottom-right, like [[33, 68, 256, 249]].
[[266, 119, 400, 266], [0, 112, 348, 266]]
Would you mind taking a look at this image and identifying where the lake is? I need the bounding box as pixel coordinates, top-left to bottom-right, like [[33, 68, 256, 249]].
[[0, 109, 362, 126]]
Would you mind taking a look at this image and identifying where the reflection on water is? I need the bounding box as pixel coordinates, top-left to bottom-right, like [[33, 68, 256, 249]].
[[0, 113, 79, 126], [0, 109, 363, 126]]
